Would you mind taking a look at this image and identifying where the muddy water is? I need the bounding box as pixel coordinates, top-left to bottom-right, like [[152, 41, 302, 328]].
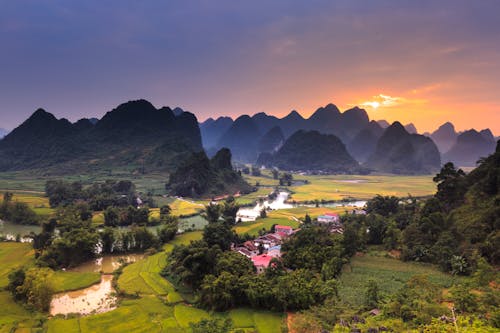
[[50, 275, 116, 316], [0, 220, 40, 242], [69, 254, 144, 274]]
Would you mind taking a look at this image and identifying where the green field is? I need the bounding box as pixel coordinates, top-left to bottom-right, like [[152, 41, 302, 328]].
[[288, 174, 436, 202], [0, 242, 33, 288], [338, 247, 463, 308], [51, 271, 101, 293], [48, 231, 284, 332], [0, 192, 54, 218]]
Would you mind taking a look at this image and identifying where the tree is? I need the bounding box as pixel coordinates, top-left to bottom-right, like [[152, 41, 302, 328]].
[[433, 162, 466, 211], [203, 203, 221, 224], [159, 205, 172, 218], [279, 173, 293, 186], [104, 207, 119, 227], [366, 195, 399, 217], [272, 169, 279, 179], [15, 268, 54, 312], [304, 214, 312, 224], [203, 222, 234, 251]]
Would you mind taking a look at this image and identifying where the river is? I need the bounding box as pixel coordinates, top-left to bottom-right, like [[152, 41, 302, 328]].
[[236, 191, 366, 222]]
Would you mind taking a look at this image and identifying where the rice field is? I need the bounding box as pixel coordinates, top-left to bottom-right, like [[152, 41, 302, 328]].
[[289, 174, 436, 202], [48, 231, 284, 332]]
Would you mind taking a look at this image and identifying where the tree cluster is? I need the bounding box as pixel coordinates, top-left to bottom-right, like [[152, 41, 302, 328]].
[[0, 192, 39, 225]]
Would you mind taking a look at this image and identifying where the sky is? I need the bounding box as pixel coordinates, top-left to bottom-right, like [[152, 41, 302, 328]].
[[0, 0, 499, 134]]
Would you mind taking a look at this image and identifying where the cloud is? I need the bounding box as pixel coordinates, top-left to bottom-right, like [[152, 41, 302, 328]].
[[357, 94, 427, 110]]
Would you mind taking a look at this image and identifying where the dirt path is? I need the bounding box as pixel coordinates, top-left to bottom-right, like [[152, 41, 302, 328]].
[[287, 312, 296, 333]]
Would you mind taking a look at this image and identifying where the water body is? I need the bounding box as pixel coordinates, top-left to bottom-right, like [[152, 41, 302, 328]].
[[237, 192, 366, 222], [0, 220, 40, 242], [69, 254, 144, 274], [237, 192, 294, 222], [50, 275, 116, 316]]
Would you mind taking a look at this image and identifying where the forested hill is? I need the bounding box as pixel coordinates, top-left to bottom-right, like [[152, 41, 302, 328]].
[[257, 130, 360, 173], [0, 100, 203, 174], [402, 139, 500, 268]]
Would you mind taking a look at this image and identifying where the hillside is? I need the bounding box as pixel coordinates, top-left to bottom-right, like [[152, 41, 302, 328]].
[[199, 116, 233, 149], [366, 122, 441, 174], [443, 129, 496, 167], [257, 130, 359, 173], [167, 147, 252, 198], [347, 120, 384, 163], [216, 115, 261, 163], [0, 100, 203, 174]]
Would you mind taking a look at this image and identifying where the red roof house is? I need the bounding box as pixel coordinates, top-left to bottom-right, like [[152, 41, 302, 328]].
[[275, 225, 293, 235], [251, 254, 273, 274]]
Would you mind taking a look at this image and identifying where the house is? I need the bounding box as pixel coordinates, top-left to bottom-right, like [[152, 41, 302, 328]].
[[254, 234, 281, 249], [317, 212, 340, 223], [235, 247, 253, 258], [251, 254, 274, 274], [275, 225, 293, 235], [267, 245, 281, 258]]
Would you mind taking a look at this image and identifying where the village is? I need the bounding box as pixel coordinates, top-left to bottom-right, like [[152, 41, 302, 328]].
[[232, 211, 345, 273]]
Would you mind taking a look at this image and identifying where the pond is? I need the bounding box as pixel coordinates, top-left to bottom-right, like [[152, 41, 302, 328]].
[[0, 220, 40, 242], [69, 254, 145, 274], [50, 274, 116, 316]]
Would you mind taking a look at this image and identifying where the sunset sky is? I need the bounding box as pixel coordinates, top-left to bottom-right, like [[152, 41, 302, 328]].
[[1, 1, 499, 134]]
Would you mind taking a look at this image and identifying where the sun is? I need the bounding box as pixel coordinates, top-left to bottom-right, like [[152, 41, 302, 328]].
[[369, 101, 380, 109]]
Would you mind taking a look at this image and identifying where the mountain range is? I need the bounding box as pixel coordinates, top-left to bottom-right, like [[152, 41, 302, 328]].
[[1, 100, 497, 175], [0, 100, 202, 174], [0, 128, 8, 139], [200, 104, 497, 170]]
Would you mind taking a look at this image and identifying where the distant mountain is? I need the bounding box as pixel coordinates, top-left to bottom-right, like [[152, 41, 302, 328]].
[[251, 112, 280, 134], [199, 116, 233, 149], [405, 123, 418, 134], [0, 128, 8, 139], [443, 129, 496, 167], [213, 103, 370, 163], [167, 147, 252, 198], [430, 122, 457, 153], [257, 130, 359, 173], [347, 120, 384, 163], [0, 100, 203, 174], [258, 126, 285, 154], [216, 115, 261, 163], [366, 122, 441, 174], [377, 120, 390, 128], [278, 110, 306, 137]]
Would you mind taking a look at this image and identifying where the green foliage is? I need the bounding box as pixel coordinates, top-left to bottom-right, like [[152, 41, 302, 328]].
[[282, 226, 347, 277], [0, 191, 39, 225], [167, 148, 251, 198], [190, 318, 233, 333], [11, 267, 54, 312], [103, 206, 150, 227], [365, 279, 380, 309]]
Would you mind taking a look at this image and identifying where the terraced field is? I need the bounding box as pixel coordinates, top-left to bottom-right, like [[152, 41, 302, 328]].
[[48, 231, 285, 332]]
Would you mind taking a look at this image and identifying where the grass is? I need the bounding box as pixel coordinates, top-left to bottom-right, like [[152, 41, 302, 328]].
[[0, 192, 55, 218], [46, 296, 284, 333], [46, 231, 284, 333], [288, 174, 436, 202], [0, 242, 34, 288], [51, 271, 101, 293], [338, 247, 463, 308]]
